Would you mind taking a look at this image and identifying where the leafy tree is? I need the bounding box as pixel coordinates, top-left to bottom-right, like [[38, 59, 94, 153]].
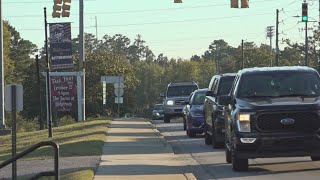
[[3, 21, 14, 82], [6, 22, 37, 82], [191, 55, 201, 62]]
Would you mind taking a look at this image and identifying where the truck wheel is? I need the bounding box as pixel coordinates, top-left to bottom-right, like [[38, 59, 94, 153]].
[[212, 127, 224, 149], [204, 124, 212, 145], [311, 156, 320, 161], [183, 117, 186, 130], [232, 150, 248, 171], [226, 147, 232, 163], [164, 116, 170, 123], [187, 129, 196, 137]]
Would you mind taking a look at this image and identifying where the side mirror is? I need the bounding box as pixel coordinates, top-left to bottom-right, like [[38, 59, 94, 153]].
[[160, 92, 165, 97], [217, 95, 231, 106], [206, 90, 215, 97]]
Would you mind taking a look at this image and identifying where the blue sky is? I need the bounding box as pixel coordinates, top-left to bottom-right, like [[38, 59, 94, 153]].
[[3, 0, 319, 59]]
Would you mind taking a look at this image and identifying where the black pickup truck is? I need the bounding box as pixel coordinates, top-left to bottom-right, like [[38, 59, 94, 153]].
[[203, 73, 236, 148], [221, 66, 320, 171]]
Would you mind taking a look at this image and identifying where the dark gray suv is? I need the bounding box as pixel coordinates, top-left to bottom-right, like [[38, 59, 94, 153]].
[[161, 82, 199, 123]]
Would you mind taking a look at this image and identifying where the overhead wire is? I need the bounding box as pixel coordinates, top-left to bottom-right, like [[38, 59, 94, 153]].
[[17, 11, 283, 31], [6, 0, 279, 18]]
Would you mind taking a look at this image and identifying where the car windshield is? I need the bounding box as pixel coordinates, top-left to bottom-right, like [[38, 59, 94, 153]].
[[237, 72, 320, 98], [167, 85, 198, 97], [192, 91, 207, 105], [154, 105, 163, 110], [218, 76, 235, 95]]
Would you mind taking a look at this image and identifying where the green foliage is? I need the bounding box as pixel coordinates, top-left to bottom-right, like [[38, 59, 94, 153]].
[[5, 20, 320, 124], [0, 119, 110, 161], [57, 115, 76, 127], [5, 114, 38, 133], [3, 21, 15, 82]]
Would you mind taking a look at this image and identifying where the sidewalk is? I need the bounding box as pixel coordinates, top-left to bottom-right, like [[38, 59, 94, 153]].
[[94, 118, 197, 180]]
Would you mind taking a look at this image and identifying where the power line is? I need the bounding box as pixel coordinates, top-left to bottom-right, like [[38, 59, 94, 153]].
[[16, 12, 275, 31], [5, 0, 279, 18]]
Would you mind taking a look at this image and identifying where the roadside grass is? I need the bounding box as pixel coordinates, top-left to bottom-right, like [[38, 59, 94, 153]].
[[0, 119, 110, 179], [38, 168, 95, 180]]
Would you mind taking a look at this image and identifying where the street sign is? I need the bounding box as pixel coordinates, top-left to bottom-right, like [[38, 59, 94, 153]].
[[102, 81, 106, 105], [5, 85, 23, 112], [101, 76, 124, 84], [114, 88, 124, 97], [115, 97, 123, 104], [114, 83, 124, 89]]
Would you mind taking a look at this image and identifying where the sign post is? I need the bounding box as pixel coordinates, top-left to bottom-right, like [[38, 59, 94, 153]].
[[101, 76, 124, 117], [114, 82, 124, 117], [102, 81, 106, 115], [5, 84, 23, 180]]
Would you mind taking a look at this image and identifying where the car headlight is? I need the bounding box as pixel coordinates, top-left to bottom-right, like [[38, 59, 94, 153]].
[[166, 100, 174, 106], [236, 113, 251, 132]]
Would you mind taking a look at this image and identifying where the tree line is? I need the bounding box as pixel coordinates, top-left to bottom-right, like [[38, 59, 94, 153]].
[[2, 20, 320, 130]]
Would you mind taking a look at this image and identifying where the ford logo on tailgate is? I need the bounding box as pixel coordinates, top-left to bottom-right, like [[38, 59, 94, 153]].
[[280, 118, 295, 125]]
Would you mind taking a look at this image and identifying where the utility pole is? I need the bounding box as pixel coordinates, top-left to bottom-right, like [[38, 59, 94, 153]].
[[241, 39, 244, 69], [275, 9, 280, 66], [0, 0, 4, 129], [79, 0, 85, 122], [95, 16, 98, 38], [266, 26, 274, 66], [215, 45, 220, 74], [318, 0, 320, 69]]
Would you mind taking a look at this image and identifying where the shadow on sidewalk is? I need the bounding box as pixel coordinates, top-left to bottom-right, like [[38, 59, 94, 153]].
[[96, 163, 320, 179]]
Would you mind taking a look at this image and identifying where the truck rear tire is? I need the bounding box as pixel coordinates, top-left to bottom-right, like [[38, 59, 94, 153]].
[[212, 128, 224, 148], [204, 124, 212, 145], [164, 115, 170, 123], [226, 147, 232, 163], [183, 117, 186, 130]]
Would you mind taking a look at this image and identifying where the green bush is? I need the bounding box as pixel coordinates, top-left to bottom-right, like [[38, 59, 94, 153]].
[[57, 115, 76, 127], [17, 119, 38, 132], [5, 113, 39, 132]]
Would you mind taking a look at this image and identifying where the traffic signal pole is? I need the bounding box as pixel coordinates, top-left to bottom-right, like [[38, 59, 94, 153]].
[[44, 8, 53, 138], [305, 20, 308, 66]]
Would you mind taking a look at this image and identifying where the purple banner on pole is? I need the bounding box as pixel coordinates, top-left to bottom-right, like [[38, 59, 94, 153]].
[[49, 23, 73, 70]]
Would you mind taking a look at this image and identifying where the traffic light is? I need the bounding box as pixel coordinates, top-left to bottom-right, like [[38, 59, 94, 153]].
[[52, 0, 62, 18], [241, 0, 249, 8], [302, 3, 308, 22], [52, 0, 71, 18], [231, 0, 239, 8], [174, 0, 182, 3], [62, 0, 71, 17]]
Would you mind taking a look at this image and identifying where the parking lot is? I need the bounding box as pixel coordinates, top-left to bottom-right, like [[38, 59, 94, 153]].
[[153, 118, 320, 180]]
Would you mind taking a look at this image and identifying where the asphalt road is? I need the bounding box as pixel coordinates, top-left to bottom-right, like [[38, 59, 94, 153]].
[[152, 118, 320, 180]]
